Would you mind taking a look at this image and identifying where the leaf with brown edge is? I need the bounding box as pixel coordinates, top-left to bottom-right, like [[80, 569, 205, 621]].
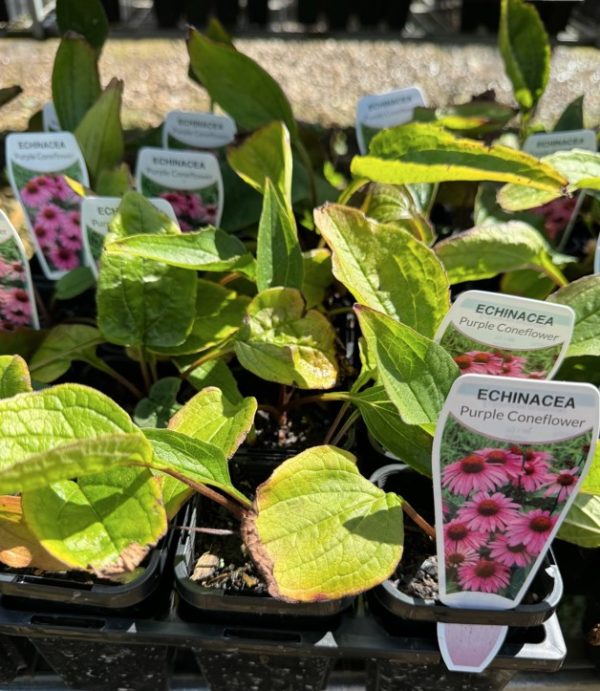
[[241, 446, 404, 603], [0, 355, 32, 399]]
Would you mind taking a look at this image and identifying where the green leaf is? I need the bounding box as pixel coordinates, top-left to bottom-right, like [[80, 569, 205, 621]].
[[0, 85, 22, 109], [435, 221, 569, 287], [558, 493, 600, 548], [228, 121, 293, 201], [0, 330, 47, 360], [413, 102, 516, 135], [500, 269, 554, 300], [178, 358, 242, 403], [554, 95, 584, 132], [256, 180, 303, 293], [315, 204, 449, 338], [134, 378, 182, 429], [355, 305, 459, 426], [351, 385, 433, 476], [351, 123, 567, 191], [107, 228, 256, 279], [242, 445, 403, 602], [361, 183, 435, 244], [109, 190, 180, 238], [150, 279, 249, 356], [28, 325, 104, 383], [0, 355, 32, 399], [75, 78, 124, 185], [499, 0, 550, 111], [548, 275, 600, 357], [143, 428, 250, 507], [234, 288, 338, 389], [96, 163, 132, 197], [56, 0, 109, 54], [580, 446, 600, 496], [302, 249, 332, 308], [474, 182, 545, 229], [54, 266, 96, 300], [22, 467, 166, 577], [187, 30, 297, 140], [498, 150, 600, 210], [51, 34, 101, 131], [169, 386, 257, 459]]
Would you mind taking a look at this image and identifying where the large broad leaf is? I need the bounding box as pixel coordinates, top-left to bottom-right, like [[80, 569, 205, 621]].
[[413, 102, 516, 136], [228, 121, 293, 201], [107, 228, 256, 279], [500, 269, 554, 300], [548, 275, 600, 357], [98, 193, 197, 349], [499, 0, 550, 112], [168, 387, 256, 459], [558, 493, 600, 548], [361, 183, 435, 244], [54, 266, 96, 300], [351, 385, 433, 477], [316, 204, 449, 338], [435, 221, 569, 287], [150, 279, 249, 356], [554, 96, 584, 132], [0, 330, 47, 360], [242, 445, 404, 602], [234, 288, 338, 389], [179, 358, 242, 403], [51, 34, 101, 131], [355, 305, 458, 427], [187, 30, 297, 140], [256, 180, 303, 293], [56, 0, 109, 53], [580, 447, 600, 496], [143, 428, 250, 507], [96, 163, 132, 197], [75, 78, 124, 185], [134, 377, 182, 429], [0, 355, 32, 399], [22, 467, 166, 577], [302, 249, 332, 309], [351, 123, 567, 192], [498, 150, 600, 211]]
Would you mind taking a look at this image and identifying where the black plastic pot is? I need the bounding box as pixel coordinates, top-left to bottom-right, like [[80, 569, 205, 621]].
[[247, 0, 269, 26], [297, 0, 320, 25], [185, 0, 211, 27], [174, 456, 354, 691], [0, 539, 172, 691], [354, 0, 384, 28], [153, 0, 184, 28], [460, 0, 582, 34], [324, 0, 351, 30], [384, 0, 411, 30], [0, 636, 27, 683]]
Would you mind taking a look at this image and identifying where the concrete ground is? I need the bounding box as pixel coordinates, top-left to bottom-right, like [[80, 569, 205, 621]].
[[0, 36, 599, 133]]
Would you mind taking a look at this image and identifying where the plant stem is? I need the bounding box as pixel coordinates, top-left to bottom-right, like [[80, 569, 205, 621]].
[[96, 363, 144, 400], [323, 400, 351, 444], [331, 410, 360, 447], [180, 348, 226, 379], [138, 349, 152, 394], [296, 140, 317, 209], [327, 306, 352, 318], [257, 403, 282, 420], [402, 500, 436, 540], [219, 272, 242, 286], [148, 353, 159, 384], [173, 526, 235, 536], [164, 471, 250, 519], [557, 192, 586, 253], [287, 391, 351, 409]]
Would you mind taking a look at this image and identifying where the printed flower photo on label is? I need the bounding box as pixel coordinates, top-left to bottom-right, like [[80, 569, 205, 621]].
[[138, 174, 219, 232], [440, 323, 562, 380], [0, 235, 35, 331], [440, 415, 592, 600], [12, 161, 85, 274]]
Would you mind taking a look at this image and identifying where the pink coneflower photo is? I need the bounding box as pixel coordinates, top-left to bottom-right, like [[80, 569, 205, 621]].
[[1, 288, 31, 325], [457, 492, 521, 533], [444, 518, 487, 553], [446, 547, 478, 570], [35, 204, 65, 234], [453, 351, 503, 375], [33, 223, 57, 250], [458, 558, 510, 593], [511, 453, 552, 492], [506, 509, 557, 555], [544, 467, 580, 502], [0, 259, 24, 281], [479, 447, 522, 480], [442, 452, 507, 496], [488, 534, 533, 568], [160, 191, 189, 217], [20, 175, 55, 208], [51, 176, 80, 204], [186, 193, 205, 220], [49, 246, 79, 271]]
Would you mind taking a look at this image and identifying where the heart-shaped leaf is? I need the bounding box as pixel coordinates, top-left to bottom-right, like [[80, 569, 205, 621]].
[[56, 0, 109, 54], [234, 288, 338, 389], [355, 305, 458, 426], [241, 445, 404, 602], [134, 378, 182, 429], [0, 355, 32, 399], [558, 493, 600, 547], [548, 275, 600, 357], [302, 249, 332, 308], [315, 204, 449, 338]]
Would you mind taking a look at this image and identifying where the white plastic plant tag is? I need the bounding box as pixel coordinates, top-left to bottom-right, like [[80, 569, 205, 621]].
[[135, 147, 223, 231], [162, 110, 236, 151], [435, 290, 575, 380], [522, 129, 597, 157], [81, 196, 178, 277], [5, 132, 89, 280], [595, 240, 600, 275], [42, 102, 61, 133], [356, 86, 426, 155], [0, 211, 39, 330], [434, 374, 600, 672]]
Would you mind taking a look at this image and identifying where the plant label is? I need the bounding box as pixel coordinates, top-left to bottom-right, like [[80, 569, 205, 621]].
[[522, 129, 597, 157], [162, 110, 236, 151], [356, 86, 426, 155], [81, 196, 178, 277], [5, 132, 90, 280], [595, 240, 600, 275], [0, 211, 39, 331], [42, 102, 61, 133], [434, 373, 599, 672], [435, 290, 575, 380], [135, 148, 224, 231]]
